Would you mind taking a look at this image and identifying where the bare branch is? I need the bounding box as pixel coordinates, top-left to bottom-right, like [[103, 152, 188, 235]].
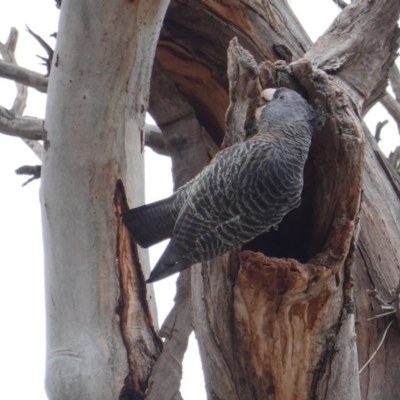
[[359, 319, 395, 374], [146, 271, 192, 400], [0, 107, 44, 140], [0, 60, 48, 93], [144, 124, 168, 156], [389, 64, 400, 101], [149, 61, 215, 189], [381, 93, 400, 133], [26, 26, 54, 76], [0, 29, 27, 115], [0, 28, 47, 159], [3, 27, 17, 54]]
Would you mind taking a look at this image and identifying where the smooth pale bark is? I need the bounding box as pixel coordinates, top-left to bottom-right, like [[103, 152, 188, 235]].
[[41, 1, 169, 399], [146, 0, 400, 399], [0, 59, 48, 92]]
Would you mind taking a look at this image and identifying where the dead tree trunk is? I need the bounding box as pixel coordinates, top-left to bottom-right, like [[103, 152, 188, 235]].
[[147, 1, 400, 399], [41, 1, 169, 399], [8, 0, 396, 398]]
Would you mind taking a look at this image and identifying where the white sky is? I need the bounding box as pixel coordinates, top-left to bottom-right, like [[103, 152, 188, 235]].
[[0, 1, 399, 399]]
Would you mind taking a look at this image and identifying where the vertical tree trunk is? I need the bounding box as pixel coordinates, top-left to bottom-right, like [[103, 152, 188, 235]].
[[41, 1, 169, 399], [147, 1, 400, 398]]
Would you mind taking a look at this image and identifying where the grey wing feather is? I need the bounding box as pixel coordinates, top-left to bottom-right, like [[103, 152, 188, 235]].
[[172, 139, 304, 264]]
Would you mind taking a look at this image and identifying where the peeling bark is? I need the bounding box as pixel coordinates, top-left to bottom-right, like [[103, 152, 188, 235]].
[[147, 0, 400, 399], [114, 181, 162, 398], [146, 60, 216, 399], [41, 1, 169, 399]]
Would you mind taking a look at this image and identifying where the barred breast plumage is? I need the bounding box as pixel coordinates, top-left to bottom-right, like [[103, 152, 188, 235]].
[[123, 88, 314, 283]]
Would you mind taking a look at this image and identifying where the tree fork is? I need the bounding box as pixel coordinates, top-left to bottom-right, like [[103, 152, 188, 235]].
[[154, 0, 400, 398]]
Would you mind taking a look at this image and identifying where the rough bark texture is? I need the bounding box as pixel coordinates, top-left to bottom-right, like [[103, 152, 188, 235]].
[[36, 0, 400, 399], [146, 58, 218, 399], [41, 1, 169, 399], [146, 1, 400, 399]]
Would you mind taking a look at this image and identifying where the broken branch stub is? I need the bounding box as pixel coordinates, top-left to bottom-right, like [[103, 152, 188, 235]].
[[222, 37, 261, 149]]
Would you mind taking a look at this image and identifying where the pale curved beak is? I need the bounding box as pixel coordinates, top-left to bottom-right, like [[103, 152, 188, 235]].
[[255, 88, 276, 121], [260, 88, 276, 102]]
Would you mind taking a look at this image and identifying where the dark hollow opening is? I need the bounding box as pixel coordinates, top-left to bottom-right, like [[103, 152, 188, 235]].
[[241, 150, 318, 263]]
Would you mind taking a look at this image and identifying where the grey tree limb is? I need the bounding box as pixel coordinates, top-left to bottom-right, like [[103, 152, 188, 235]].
[[145, 123, 168, 156], [0, 28, 44, 159], [0, 106, 44, 140], [0, 59, 48, 93], [146, 270, 191, 400]]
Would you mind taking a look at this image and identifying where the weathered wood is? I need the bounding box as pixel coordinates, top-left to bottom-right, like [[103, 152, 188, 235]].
[[32, 0, 400, 398], [222, 37, 261, 149], [155, 0, 312, 147], [354, 127, 400, 399], [0, 106, 44, 140], [41, 1, 169, 399], [192, 50, 364, 399], [150, 0, 400, 399], [305, 0, 400, 112], [149, 61, 216, 190], [147, 60, 216, 399], [0, 59, 48, 92], [146, 270, 191, 400]]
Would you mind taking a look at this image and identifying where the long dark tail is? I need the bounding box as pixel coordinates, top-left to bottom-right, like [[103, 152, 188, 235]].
[[146, 238, 191, 283], [122, 194, 177, 248]]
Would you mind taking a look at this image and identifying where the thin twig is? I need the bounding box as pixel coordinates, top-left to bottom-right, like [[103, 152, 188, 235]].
[[359, 319, 394, 374], [0, 60, 48, 92], [367, 310, 396, 321], [26, 26, 54, 76], [367, 288, 392, 308]]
